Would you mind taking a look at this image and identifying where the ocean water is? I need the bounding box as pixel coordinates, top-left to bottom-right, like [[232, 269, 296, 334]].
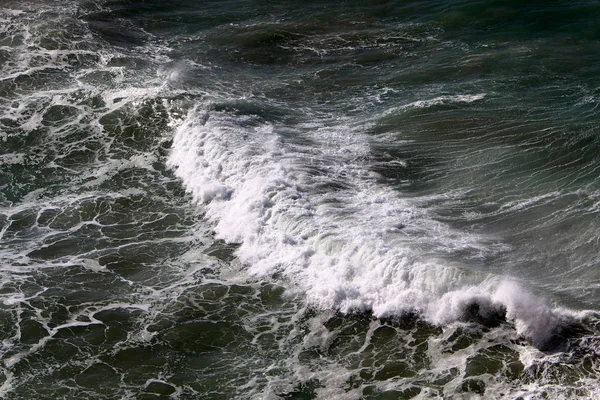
[[1, 0, 600, 398]]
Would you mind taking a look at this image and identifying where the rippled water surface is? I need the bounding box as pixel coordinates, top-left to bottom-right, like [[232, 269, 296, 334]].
[[2, 0, 600, 398]]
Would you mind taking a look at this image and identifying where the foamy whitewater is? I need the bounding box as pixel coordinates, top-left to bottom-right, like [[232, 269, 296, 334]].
[[168, 99, 589, 353], [2, 0, 600, 399]]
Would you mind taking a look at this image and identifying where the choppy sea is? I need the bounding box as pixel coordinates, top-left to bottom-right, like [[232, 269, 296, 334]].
[[2, 0, 600, 398]]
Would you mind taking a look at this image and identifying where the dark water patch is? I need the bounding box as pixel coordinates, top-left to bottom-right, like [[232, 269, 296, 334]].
[[29, 266, 136, 306], [79, 0, 263, 38], [28, 230, 101, 261], [2, 69, 75, 96], [278, 378, 322, 400], [210, 99, 293, 124], [0, 49, 13, 69], [0, 123, 45, 156], [97, 243, 190, 284], [208, 20, 425, 67], [18, 318, 49, 345], [0, 310, 18, 343], [216, 25, 303, 66], [441, 326, 484, 353], [75, 363, 121, 390], [145, 381, 176, 396], [161, 320, 251, 352], [205, 239, 239, 263], [416, 0, 600, 47], [536, 321, 593, 354], [2, 209, 39, 239], [365, 386, 423, 400], [461, 302, 506, 328], [369, 145, 441, 193], [465, 344, 522, 378], [106, 55, 154, 70], [99, 98, 172, 154], [53, 322, 108, 346], [82, 7, 151, 49], [41, 105, 80, 126], [460, 378, 486, 395]]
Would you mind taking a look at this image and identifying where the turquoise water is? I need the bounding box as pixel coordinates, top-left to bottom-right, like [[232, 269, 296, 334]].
[[1, 0, 600, 398]]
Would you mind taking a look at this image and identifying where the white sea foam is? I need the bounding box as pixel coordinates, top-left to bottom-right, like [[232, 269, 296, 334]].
[[406, 93, 486, 109], [377, 93, 486, 119], [167, 104, 584, 348]]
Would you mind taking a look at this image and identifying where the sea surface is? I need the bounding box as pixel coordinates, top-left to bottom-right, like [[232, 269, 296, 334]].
[[1, 0, 600, 398]]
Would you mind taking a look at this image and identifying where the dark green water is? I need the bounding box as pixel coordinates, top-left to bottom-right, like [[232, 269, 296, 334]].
[[1, 0, 600, 398]]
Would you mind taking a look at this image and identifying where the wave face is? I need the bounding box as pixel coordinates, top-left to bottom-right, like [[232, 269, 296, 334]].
[[168, 101, 581, 352], [2, 0, 600, 398]]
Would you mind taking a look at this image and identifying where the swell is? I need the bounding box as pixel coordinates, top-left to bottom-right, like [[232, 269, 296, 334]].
[[167, 102, 590, 351]]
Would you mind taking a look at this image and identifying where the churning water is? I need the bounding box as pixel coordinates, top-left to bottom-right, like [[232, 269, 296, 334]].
[[2, 0, 600, 398]]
